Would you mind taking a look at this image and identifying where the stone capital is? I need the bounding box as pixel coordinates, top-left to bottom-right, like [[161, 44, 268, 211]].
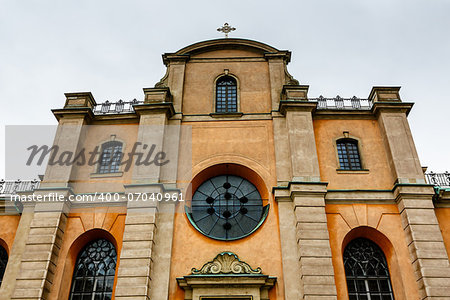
[[143, 87, 172, 103], [371, 101, 414, 117], [133, 102, 175, 119], [264, 51, 292, 63], [63, 92, 97, 109], [281, 84, 309, 101], [273, 181, 328, 202], [162, 53, 190, 66], [392, 183, 435, 201], [369, 86, 402, 102]]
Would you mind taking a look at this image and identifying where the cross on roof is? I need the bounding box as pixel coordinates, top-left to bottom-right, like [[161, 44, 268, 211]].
[[217, 23, 236, 38]]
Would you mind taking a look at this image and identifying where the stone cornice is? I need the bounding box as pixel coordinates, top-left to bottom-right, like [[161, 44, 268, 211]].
[[273, 181, 328, 201], [51, 107, 94, 122], [64, 92, 97, 109], [371, 101, 414, 116], [133, 102, 175, 119], [162, 53, 190, 66], [175, 38, 280, 54], [368, 86, 401, 102], [392, 183, 436, 201], [278, 100, 317, 115], [264, 51, 291, 63]]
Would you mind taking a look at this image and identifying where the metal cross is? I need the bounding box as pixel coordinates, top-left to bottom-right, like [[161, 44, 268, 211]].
[[217, 23, 236, 38]]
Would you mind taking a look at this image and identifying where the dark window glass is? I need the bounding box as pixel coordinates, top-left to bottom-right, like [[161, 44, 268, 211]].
[[337, 138, 362, 170], [98, 141, 123, 174], [0, 245, 7, 287], [69, 239, 117, 300], [216, 76, 237, 113], [188, 175, 268, 240], [344, 238, 395, 300]]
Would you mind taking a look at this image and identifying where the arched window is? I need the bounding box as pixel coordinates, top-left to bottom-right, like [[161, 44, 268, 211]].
[[336, 138, 362, 170], [216, 76, 237, 113], [344, 238, 395, 300], [98, 141, 123, 174], [69, 239, 117, 300], [0, 245, 7, 287]]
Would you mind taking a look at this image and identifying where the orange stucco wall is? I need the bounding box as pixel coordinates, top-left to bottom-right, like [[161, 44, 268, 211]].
[[48, 207, 126, 300], [0, 215, 20, 254], [182, 49, 271, 114], [314, 118, 395, 190], [326, 203, 419, 300], [70, 124, 138, 194], [435, 207, 450, 260], [169, 119, 285, 299]]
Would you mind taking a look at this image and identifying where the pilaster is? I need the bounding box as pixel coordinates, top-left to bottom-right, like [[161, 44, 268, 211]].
[[278, 86, 320, 182], [0, 205, 34, 300], [370, 87, 423, 184], [10, 192, 71, 300], [114, 184, 161, 300], [394, 184, 450, 299], [148, 200, 176, 300], [274, 182, 337, 300], [265, 51, 293, 111], [45, 92, 94, 188], [160, 53, 189, 112], [274, 189, 303, 300], [115, 89, 177, 299]]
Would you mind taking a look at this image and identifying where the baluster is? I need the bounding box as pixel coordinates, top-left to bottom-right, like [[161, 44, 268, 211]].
[[351, 96, 361, 109], [335, 95, 344, 109], [131, 98, 138, 112], [115, 100, 124, 113], [31, 179, 39, 191], [13, 179, 21, 194], [317, 95, 326, 109], [101, 100, 111, 114], [429, 172, 438, 185], [0, 179, 4, 194]]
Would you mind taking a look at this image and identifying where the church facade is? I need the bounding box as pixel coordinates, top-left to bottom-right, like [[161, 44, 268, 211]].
[[1, 38, 450, 300]]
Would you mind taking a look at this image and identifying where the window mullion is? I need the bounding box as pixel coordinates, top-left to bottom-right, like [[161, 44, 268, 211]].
[[345, 143, 352, 170]]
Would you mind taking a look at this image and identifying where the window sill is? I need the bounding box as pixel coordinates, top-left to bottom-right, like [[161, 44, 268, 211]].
[[90, 172, 124, 178], [336, 169, 369, 174], [209, 112, 243, 118]]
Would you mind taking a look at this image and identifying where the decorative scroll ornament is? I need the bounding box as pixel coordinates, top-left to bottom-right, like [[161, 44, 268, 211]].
[[191, 252, 262, 275]]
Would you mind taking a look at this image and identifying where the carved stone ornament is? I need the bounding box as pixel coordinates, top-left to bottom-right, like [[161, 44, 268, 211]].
[[191, 252, 262, 275]]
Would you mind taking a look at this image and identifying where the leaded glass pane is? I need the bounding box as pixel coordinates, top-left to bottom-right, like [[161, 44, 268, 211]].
[[337, 139, 362, 170], [69, 239, 117, 300], [98, 141, 123, 174], [188, 175, 267, 240], [216, 76, 237, 113], [344, 238, 395, 300], [0, 245, 7, 287]]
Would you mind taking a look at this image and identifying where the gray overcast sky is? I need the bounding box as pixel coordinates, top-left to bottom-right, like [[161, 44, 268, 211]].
[[1, 0, 449, 179]]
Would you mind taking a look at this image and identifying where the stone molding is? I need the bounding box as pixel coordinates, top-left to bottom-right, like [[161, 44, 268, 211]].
[[369, 86, 401, 102], [178, 251, 276, 300], [191, 252, 262, 275], [63, 92, 97, 109]]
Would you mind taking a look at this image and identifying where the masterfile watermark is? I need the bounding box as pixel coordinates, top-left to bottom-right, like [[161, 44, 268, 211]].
[[26, 142, 170, 172], [4, 124, 192, 182]]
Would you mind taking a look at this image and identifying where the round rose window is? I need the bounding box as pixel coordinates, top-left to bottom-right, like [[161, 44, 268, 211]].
[[186, 175, 269, 240]]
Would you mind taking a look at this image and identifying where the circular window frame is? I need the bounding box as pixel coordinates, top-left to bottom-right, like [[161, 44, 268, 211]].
[[185, 174, 269, 241]]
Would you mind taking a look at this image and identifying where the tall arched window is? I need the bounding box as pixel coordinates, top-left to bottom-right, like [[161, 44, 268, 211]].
[[98, 141, 123, 174], [69, 239, 117, 300], [336, 138, 362, 170], [0, 245, 7, 287], [216, 76, 237, 113], [344, 238, 395, 300]]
